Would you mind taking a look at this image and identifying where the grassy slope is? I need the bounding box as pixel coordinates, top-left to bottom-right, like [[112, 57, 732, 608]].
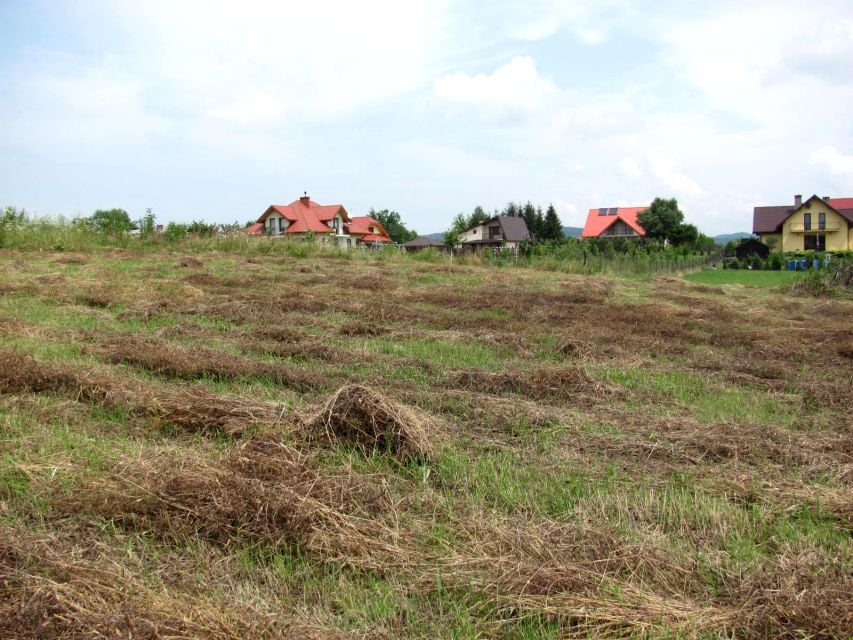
[[0, 249, 851, 639]]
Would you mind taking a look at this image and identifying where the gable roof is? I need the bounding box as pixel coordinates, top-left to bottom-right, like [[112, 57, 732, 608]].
[[580, 206, 647, 238], [497, 216, 531, 242], [253, 197, 349, 234], [462, 216, 531, 242], [346, 216, 392, 242], [753, 195, 853, 233]]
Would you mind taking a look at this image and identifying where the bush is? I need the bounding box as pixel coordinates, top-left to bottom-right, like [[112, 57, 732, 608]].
[[766, 254, 784, 271]]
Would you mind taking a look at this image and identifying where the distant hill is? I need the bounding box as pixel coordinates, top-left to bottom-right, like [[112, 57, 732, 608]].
[[562, 226, 583, 238], [423, 232, 445, 241], [713, 232, 753, 244]]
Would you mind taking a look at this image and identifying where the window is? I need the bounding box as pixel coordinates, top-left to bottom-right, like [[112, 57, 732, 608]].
[[803, 212, 811, 231], [489, 226, 501, 239], [602, 220, 637, 237], [804, 234, 825, 251], [819, 212, 826, 231], [598, 207, 608, 216]]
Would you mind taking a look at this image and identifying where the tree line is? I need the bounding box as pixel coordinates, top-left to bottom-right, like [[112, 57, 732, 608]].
[[445, 201, 564, 246]]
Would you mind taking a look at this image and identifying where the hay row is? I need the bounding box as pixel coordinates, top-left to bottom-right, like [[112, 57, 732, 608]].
[[0, 349, 441, 459]]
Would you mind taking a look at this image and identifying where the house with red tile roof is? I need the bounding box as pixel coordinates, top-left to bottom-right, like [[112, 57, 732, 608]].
[[753, 194, 853, 252], [247, 194, 352, 246], [346, 216, 393, 245], [580, 206, 647, 239]]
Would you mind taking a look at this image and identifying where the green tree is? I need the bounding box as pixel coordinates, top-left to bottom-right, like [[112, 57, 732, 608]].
[[521, 202, 538, 238], [444, 229, 460, 248], [469, 205, 489, 228], [541, 204, 563, 242], [695, 232, 716, 253], [369, 208, 417, 243], [90, 208, 132, 234], [137, 209, 156, 237], [449, 212, 469, 235], [637, 198, 697, 247]]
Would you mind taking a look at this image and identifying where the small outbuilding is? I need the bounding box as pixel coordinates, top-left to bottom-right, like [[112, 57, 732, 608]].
[[735, 238, 770, 260], [403, 236, 447, 252]]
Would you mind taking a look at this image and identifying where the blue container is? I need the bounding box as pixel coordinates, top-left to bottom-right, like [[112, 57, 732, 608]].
[[788, 260, 797, 271], [798, 259, 806, 271], [813, 259, 820, 269]]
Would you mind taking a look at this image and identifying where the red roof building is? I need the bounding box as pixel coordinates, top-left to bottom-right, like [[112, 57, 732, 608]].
[[248, 195, 350, 237], [580, 206, 647, 239], [346, 216, 392, 244]]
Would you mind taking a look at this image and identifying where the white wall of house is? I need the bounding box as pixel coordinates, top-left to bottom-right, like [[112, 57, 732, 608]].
[[266, 213, 289, 236], [461, 222, 503, 243], [328, 213, 345, 234]]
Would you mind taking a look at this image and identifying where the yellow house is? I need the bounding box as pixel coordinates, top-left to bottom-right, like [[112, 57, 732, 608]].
[[753, 194, 853, 252]]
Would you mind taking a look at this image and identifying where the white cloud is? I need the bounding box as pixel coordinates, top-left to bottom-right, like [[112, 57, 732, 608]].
[[646, 148, 705, 199], [810, 146, 853, 175], [552, 198, 580, 225], [206, 94, 285, 126], [434, 56, 557, 115], [621, 157, 643, 179], [492, 0, 631, 43]]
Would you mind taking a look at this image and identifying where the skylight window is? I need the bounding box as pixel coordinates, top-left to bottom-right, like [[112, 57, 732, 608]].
[[608, 207, 618, 215], [598, 207, 609, 215]]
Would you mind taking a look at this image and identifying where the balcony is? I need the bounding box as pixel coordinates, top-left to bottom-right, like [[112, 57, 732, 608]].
[[789, 222, 840, 233]]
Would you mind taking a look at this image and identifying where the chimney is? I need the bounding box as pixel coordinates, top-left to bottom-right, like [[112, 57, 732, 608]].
[[823, 196, 830, 201], [794, 194, 802, 207], [299, 191, 310, 206]]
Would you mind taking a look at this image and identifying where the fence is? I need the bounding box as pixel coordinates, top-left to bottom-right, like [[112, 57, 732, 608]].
[[529, 252, 716, 276]]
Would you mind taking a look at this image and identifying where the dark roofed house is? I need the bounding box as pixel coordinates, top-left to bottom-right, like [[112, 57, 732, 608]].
[[402, 236, 447, 252], [458, 216, 530, 252], [753, 194, 853, 252], [734, 238, 770, 261]]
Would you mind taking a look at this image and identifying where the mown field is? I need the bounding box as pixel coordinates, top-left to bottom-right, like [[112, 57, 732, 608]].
[[0, 249, 850, 639]]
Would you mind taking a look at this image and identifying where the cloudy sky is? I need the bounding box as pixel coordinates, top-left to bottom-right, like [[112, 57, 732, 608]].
[[1, 1, 852, 235]]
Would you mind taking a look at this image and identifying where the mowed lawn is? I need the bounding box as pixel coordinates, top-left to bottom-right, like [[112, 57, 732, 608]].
[[0, 248, 851, 639], [684, 268, 801, 287]]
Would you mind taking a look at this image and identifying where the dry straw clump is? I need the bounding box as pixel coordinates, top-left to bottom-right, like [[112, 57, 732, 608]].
[[60, 437, 397, 561], [305, 384, 438, 460], [449, 365, 611, 402]]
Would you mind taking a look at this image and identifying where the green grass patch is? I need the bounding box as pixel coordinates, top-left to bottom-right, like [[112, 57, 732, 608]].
[[683, 269, 799, 287]]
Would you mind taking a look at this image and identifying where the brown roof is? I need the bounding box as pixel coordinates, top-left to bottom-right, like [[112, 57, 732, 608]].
[[497, 216, 531, 242], [752, 205, 793, 234], [753, 195, 853, 233]]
